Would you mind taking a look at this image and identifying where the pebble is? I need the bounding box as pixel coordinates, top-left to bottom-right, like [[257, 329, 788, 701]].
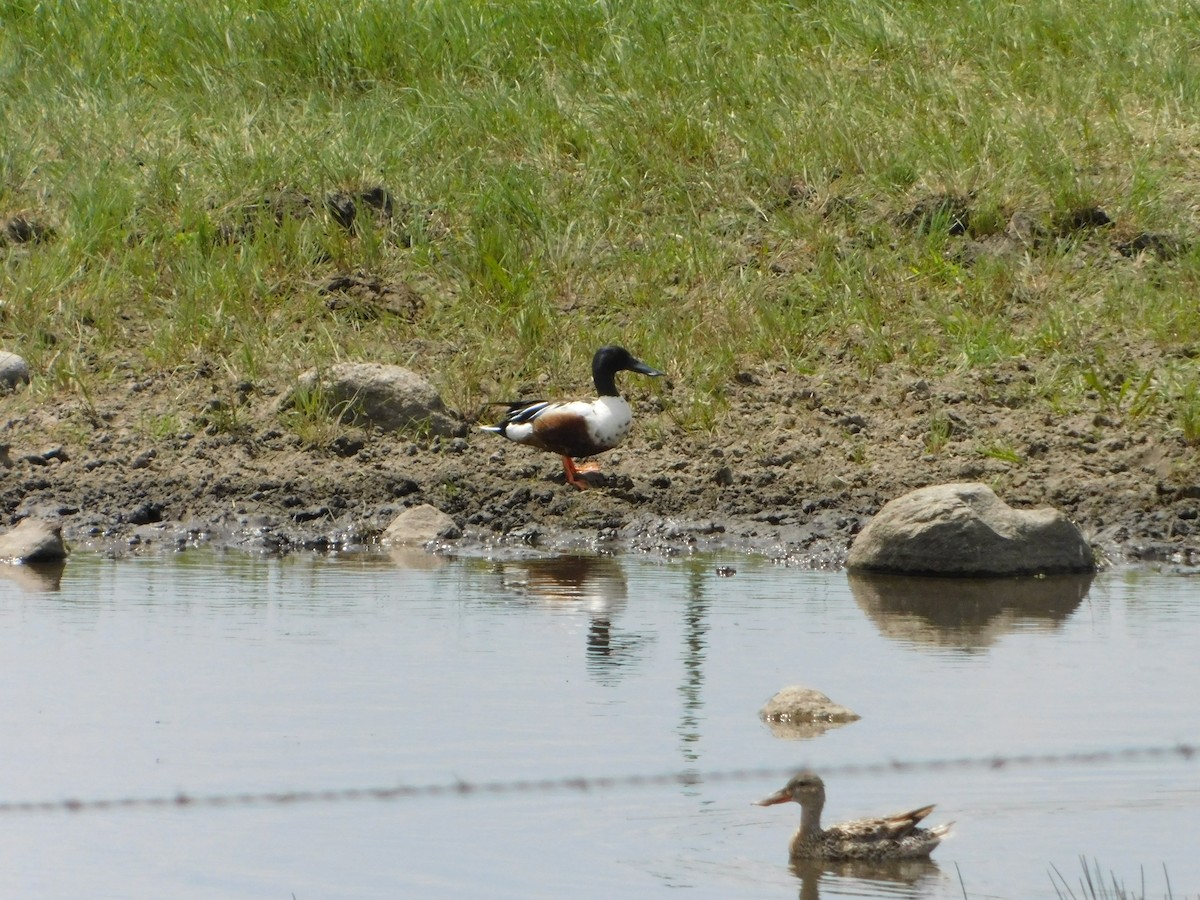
[[130, 449, 157, 469]]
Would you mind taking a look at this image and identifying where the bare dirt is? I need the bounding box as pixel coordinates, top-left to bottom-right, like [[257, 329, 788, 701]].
[[3, 355, 1199, 566]]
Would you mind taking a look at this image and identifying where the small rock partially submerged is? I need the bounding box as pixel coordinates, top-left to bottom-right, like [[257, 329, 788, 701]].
[[288, 362, 464, 437], [382, 504, 461, 547], [760, 686, 860, 740], [0, 518, 68, 563], [847, 482, 1095, 576]]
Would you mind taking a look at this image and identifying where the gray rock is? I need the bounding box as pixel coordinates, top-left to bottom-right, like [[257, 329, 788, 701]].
[[847, 482, 1095, 576], [760, 686, 860, 741], [382, 504, 461, 547], [289, 363, 463, 437], [0, 351, 31, 390], [0, 519, 68, 563]]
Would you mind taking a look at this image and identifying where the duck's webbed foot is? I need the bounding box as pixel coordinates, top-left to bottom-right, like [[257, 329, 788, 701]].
[[562, 456, 602, 490]]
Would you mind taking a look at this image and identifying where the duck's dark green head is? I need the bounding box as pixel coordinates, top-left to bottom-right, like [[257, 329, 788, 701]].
[[592, 346, 664, 396]]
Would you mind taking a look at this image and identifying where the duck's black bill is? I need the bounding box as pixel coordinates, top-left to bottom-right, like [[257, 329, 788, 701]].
[[631, 360, 665, 377]]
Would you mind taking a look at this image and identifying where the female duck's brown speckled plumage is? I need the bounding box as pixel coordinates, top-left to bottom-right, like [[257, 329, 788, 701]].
[[756, 772, 952, 861]]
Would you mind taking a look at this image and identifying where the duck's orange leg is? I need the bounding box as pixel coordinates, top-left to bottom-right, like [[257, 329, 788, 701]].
[[561, 456, 594, 490]]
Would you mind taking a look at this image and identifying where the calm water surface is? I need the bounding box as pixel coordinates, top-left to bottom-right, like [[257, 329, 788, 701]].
[[1, 551, 1197, 899]]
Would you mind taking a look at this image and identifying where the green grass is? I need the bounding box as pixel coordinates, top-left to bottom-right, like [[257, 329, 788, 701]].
[[3, 0, 1200, 436], [281, 378, 357, 447], [925, 413, 953, 455], [1175, 376, 1200, 446], [981, 442, 1024, 466]]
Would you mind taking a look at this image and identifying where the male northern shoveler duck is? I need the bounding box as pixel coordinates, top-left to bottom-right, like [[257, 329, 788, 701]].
[[480, 346, 664, 489], [755, 772, 952, 861]]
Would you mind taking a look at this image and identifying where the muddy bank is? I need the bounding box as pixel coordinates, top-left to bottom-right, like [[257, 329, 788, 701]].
[[3, 360, 1199, 565]]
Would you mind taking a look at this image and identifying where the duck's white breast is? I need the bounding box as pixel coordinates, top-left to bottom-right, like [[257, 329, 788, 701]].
[[586, 396, 633, 448]]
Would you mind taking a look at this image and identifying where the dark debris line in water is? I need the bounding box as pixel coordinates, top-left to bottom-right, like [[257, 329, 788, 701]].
[[2, 743, 1194, 816]]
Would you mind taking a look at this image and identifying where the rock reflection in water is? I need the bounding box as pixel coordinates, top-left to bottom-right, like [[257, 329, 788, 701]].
[[384, 546, 451, 571], [848, 571, 1093, 651], [496, 555, 651, 682], [0, 560, 66, 593], [789, 857, 944, 900]]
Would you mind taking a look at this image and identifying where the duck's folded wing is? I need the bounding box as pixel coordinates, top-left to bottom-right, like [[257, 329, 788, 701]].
[[878, 804, 936, 839], [498, 399, 598, 426], [839, 805, 936, 841], [497, 400, 553, 425]]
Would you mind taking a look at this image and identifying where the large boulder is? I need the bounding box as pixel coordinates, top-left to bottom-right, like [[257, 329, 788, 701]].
[[847, 482, 1095, 576], [0, 518, 68, 563], [289, 363, 463, 437], [0, 350, 30, 390]]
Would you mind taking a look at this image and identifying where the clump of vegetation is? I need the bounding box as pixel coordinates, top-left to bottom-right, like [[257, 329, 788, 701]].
[[1172, 376, 1200, 446], [2, 0, 1200, 436], [1050, 856, 1179, 900]]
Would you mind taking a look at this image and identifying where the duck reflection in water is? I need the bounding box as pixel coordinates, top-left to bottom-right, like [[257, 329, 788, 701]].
[[497, 554, 652, 683], [785, 856, 944, 900]]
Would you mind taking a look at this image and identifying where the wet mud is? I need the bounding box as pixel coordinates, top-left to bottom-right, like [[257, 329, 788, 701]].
[[4, 358, 1199, 566]]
